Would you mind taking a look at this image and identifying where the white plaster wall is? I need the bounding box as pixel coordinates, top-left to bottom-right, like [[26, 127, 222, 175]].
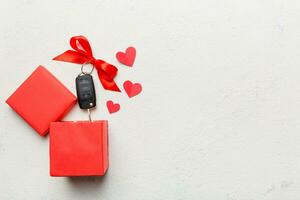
[[1, 0, 300, 199]]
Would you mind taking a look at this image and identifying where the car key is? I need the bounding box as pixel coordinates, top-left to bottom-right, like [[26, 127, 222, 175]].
[[76, 74, 96, 110]]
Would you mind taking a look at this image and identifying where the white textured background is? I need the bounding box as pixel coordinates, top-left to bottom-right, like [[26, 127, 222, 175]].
[[1, 0, 300, 199]]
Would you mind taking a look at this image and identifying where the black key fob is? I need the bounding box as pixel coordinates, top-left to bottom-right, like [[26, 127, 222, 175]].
[[76, 74, 96, 109]]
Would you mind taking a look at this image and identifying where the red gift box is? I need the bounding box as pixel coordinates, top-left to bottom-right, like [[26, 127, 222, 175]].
[[50, 120, 108, 176], [6, 66, 77, 136]]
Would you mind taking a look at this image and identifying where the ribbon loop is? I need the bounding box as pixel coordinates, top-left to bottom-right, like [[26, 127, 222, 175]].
[[70, 36, 93, 57], [53, 36, 120, 92]]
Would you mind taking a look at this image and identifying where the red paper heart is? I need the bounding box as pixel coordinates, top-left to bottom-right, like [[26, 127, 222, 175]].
[[123, 80, 142, 98], [116, 47, 136, 67], [106, 100, 120, 114]]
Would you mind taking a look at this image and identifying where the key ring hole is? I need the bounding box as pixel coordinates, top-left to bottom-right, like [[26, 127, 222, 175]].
[[81, 62, 95, 75]]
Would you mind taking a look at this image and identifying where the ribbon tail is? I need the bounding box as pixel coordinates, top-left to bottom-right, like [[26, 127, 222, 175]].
[[53, 50, 90, 64], [97, 71, 121, 92]]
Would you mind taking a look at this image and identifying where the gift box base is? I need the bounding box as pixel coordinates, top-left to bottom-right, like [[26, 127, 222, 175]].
[[50, 120, 108, 177]]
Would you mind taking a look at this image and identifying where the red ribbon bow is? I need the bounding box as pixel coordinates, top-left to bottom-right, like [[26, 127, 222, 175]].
[[53, 36, 120, 92]]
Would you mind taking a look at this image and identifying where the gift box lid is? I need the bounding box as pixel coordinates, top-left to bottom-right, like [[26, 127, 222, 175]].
[[50, 120, 108, 177], [6, 66, 77, 136]]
